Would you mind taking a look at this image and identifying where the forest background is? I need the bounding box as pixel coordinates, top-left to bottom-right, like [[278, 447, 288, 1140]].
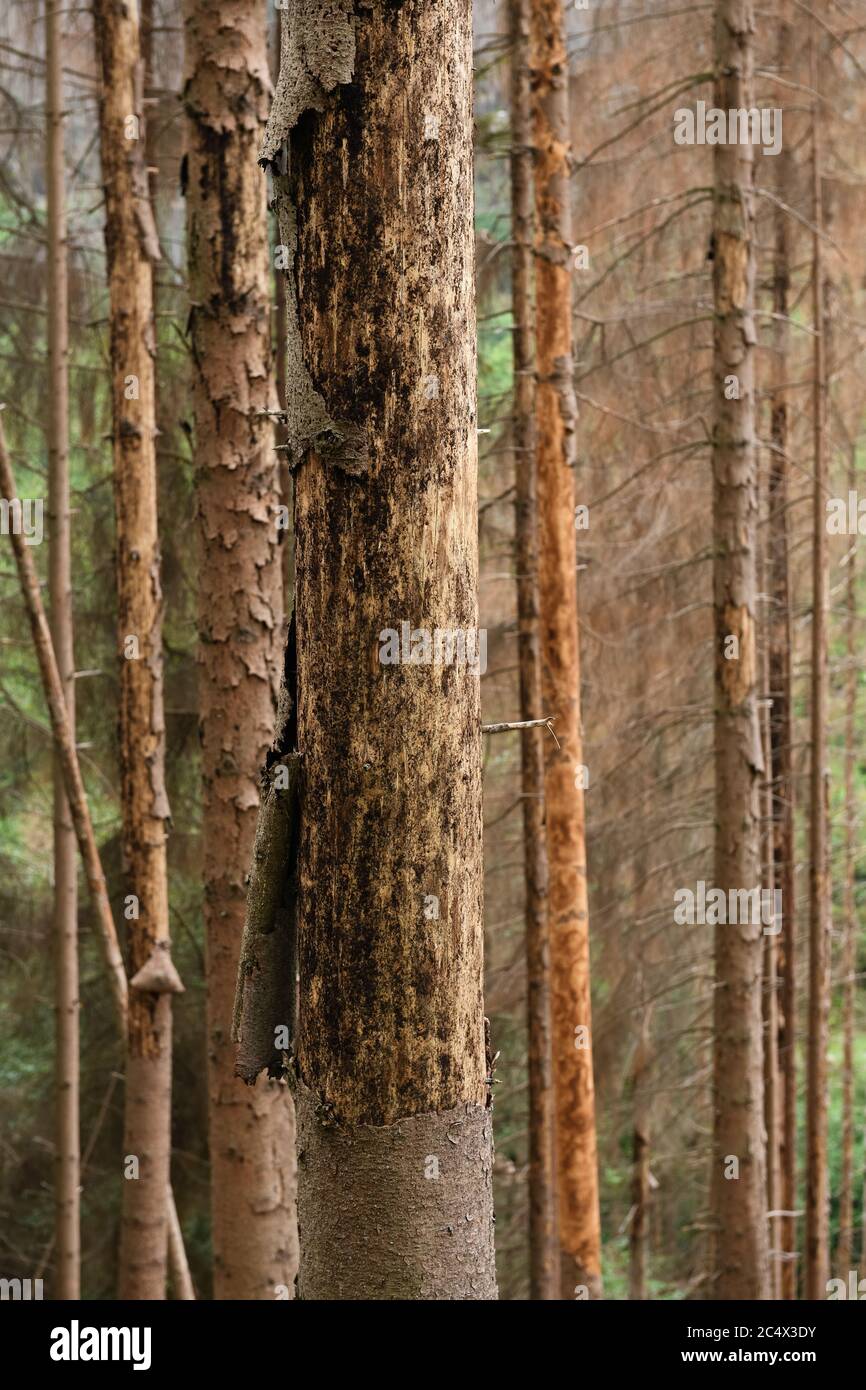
[[0, 0, 864, 1300]]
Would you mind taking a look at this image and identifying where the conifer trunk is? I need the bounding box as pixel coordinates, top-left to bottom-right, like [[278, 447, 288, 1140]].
[[93, 0, 175, 1300], [262, 0, 496, 1300], [529, 0, 602, 1300], [510, 0, 557, 1302], [769, 2, 797, 1299], [46, 0, 79, 1302], [805, 42, 830, 1301], [183, 0, 298, 1299], [709, 0, 770, 1300]]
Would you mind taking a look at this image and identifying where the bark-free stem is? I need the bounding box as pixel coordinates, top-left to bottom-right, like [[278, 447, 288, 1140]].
[[530, 0, 601, 1299], [263, 0, 496, 1299]]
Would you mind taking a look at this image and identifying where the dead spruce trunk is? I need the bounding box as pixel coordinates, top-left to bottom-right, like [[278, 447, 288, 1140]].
[[183, 0, 298, 1301], [529, 0, 601, 1299], [93, 0, 177, 1300], [46, 0, 79, 1301], [769, 0, 797, 1300], [260, 0, 496, 1300], [510, 0, 557, 1303], [709, 0, 770, 1300]]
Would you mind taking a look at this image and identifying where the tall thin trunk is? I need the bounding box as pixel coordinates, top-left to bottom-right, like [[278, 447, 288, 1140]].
[[183, 0, 298, 1299], [259, 0, 495, 1299], [710, 0, 770, 1300], [530, 0, 601, 1300], [629, 1003, 652, 1301], [46, 0, 79, 1302], [761, 551, 780, 1299], [0, 423, 127, 1024], [769, 2, 797, 1300], [271, 12, 292, 612], [805, 39, 830, 1302], [2, 427, 196, 1300], [835, 441, 856, 1278], [92, 0, 176, 1300], [510, 0, 557, 1302]]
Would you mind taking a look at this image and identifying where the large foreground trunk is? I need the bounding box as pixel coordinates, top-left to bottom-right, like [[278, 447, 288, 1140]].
[[260, 0, 496, 1300]]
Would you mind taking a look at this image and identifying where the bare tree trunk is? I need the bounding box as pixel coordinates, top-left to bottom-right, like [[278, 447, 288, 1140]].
[[629, 1004, 652, 1301], [257, 0, 495, 1300], [0, 421, 128, 1027], [529, 0, 601, 1301], [92, 0, 176, 1300], [805, 40, 830, 1302], [271, 11, 292, 612], [835, 441, 856, 1279], [183, 0, 298, 1299], [709, 0, 770, 1300], [166, 1186, 195, 1300], [45, 0, 79, 1302], [769, 4, 798, 1301], [510, 0, 557, 1303], [1, 426, 196, 1298], [761, 554, 780, 1299]]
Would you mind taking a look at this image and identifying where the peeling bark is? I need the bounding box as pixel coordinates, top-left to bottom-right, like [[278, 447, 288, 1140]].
[[184, 0, 298, 1298]]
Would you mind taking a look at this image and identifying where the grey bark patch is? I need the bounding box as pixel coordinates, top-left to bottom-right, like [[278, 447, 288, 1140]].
[[261, 5, 367, 476], [233, 752, 300, 1083], [295, 1077, 498, 1299], [274, 192, 368, 476], [260, 1, 356, 165]]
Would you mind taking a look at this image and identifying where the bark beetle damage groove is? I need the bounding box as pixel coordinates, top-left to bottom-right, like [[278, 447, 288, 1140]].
[[233, 622, 300, 1085], [259, 1, 497, 1297]]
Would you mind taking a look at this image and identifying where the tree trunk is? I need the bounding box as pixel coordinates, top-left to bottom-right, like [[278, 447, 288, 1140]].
[[261, 0, 495, 1300], [805, 40, 830, 1302], [769, 3, 798, 1301], [629, 1006, 652, 1301], [183, 0, 299, 1300], [510, 0, 557, 1303], [835, 441, 856, 1280], [709, 0, 770, 1300], [1, 424, 129, 1029], [529, 0, 601, 1301], [46, 0, 79, 1303], [761, 567, 780, 1298], [92, 0, 176, 1301]]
